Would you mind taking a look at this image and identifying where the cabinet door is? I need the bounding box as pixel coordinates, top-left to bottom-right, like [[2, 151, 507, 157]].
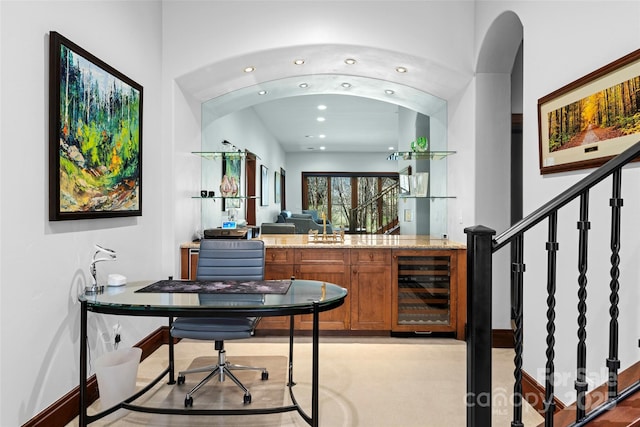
[[259, 248, 295, 330], [180, 248, 199, 280], [350, 249, 391, 330], [294, 249, 350, 330], [391, 250, 457, 335]]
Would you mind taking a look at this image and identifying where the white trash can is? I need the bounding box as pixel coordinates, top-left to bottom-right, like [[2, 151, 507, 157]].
[[95, 347, 142, 421]]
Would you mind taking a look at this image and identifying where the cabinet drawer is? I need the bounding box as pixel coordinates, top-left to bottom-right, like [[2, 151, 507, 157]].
[[350, 249, 391, 264], [295, 248, 350, 265], [266, 248, 294, 264]]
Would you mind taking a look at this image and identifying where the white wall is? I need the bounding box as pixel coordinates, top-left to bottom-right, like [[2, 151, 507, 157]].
[[0, 1, 166, 425], [476, 0, 640, 404]]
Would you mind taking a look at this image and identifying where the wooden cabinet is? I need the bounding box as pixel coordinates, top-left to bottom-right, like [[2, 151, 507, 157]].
[[259, 248, 294, 330], [180, 247, 199, 281], [293, 249, 350, 330], [350, 249, 391, 331], [180, 243, 466, 339], [391, 249, 466, 339]]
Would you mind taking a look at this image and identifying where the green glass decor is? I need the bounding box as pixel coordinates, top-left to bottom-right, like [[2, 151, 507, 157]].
[[410, 136, 429, 152]]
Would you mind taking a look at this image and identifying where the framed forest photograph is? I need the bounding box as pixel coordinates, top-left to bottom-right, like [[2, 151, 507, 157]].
[[538, 48, 640, 174], [49, 31, 143, 220]]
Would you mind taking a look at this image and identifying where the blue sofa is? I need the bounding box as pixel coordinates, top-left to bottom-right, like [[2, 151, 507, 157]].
[[276, 210, 333, 234]]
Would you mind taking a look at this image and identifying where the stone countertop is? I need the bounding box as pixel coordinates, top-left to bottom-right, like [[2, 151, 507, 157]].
[[181, 234, 466, 250]]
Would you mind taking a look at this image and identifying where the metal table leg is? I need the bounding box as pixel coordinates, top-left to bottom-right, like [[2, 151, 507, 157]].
[[79, 300, 87, 427], [312, 301, 319, 427]]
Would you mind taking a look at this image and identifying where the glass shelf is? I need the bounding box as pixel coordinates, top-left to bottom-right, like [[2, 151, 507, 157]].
[[399, 196, 456, 200], [387, 151, 456, 161], [192, 151, 261, 160], [192, 195, 259, 200]]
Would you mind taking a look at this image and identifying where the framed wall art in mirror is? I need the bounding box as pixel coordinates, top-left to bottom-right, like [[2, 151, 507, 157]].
[[48, 31, 143, 220], [274, 170, 281, 203], [261, 165, 269, 206]]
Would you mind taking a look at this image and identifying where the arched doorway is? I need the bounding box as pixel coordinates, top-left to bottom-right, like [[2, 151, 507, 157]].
[[475, 11, 524, 331]]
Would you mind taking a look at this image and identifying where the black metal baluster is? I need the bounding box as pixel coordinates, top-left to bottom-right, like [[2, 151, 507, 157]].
[[544, 212, 558, 427], [575, 190, 590, 421], [511, 234, 525, 427], [607, 169, 622, 400]]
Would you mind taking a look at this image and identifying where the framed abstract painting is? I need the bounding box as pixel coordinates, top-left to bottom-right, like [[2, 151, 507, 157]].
[[48, 31, 143, 220]]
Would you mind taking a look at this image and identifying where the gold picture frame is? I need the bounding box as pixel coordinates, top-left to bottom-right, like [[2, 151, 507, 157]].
[[538, 48, 640, 174]]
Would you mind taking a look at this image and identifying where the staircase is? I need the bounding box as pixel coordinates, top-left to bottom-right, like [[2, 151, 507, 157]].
[[465, 141, 640, 427], [545, 362, 640, 426], [348, 182, 399, 234]]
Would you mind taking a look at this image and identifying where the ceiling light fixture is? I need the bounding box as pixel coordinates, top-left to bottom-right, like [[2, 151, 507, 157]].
[[388, 146, 395, 151], [319, 134, 326, 138], [299, 83, 309, 88], [243, 66, 255, 73], [319, 146, 326, 150], [341, 82, 351, 88], [294, 59, 305, 65], [258, 90, 267, 95], [395, 66, 408, 73], [317, 117, 325, 122], [385, 89, 395, 95], [344, 58, 357, 65], [317, 104, 327, 110]]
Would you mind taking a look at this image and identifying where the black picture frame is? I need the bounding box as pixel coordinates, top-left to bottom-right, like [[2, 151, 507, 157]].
[[48, 31, 143, 220]]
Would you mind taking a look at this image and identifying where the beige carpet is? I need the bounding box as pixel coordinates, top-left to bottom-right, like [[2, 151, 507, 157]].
[[68, 337, 544, 426]]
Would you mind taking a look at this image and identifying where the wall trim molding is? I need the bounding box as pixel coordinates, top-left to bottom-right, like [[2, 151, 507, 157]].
[[22, 327, 172, 427], [492, 328, 514, 348]]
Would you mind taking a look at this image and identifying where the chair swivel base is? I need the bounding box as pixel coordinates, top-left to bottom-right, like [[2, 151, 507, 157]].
[[177, 345, 268, 407]]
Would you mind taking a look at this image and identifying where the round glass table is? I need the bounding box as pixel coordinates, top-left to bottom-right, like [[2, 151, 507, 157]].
[[78, 279, 347, 427]]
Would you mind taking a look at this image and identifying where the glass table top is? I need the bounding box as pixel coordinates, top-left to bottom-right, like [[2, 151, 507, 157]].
[[79, 279, 348, 315]]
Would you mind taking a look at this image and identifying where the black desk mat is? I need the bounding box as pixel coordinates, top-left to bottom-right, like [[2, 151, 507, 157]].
[[135, 279, 292, 294]]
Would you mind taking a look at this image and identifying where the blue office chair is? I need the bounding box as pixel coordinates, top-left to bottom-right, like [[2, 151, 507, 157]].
[[171, 239, 269, 406]]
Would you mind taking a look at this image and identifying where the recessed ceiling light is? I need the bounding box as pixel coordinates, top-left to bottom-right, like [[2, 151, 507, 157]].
[[319, 146, 326, 150], [317, 117, 325, 122], [344, 58, 357, 65], [294, 59, 305, 65], [317, 104, 327, 110], [341, 82, 351, 88], [319, 134, 326, 138], [395, 66, 408, 73], [388, 146, 395, 151], [385, 89, 395, 95], [258, 90, 267, 95], [244, 66, 255, 73], [299, 83, 309, 88]]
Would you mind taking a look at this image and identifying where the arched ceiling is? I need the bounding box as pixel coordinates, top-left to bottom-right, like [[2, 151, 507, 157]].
[[177, 44, 473, 153]]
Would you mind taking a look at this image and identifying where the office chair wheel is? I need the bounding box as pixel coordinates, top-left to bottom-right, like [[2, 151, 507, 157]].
[[244, 393, 252, 404], [184, 395, 193, 407], [177, 375, 186, 385], [262, 370, 269, 380]]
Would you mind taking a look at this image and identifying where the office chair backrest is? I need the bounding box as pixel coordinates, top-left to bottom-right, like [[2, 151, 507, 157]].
[[197, 239, 265, 281]]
